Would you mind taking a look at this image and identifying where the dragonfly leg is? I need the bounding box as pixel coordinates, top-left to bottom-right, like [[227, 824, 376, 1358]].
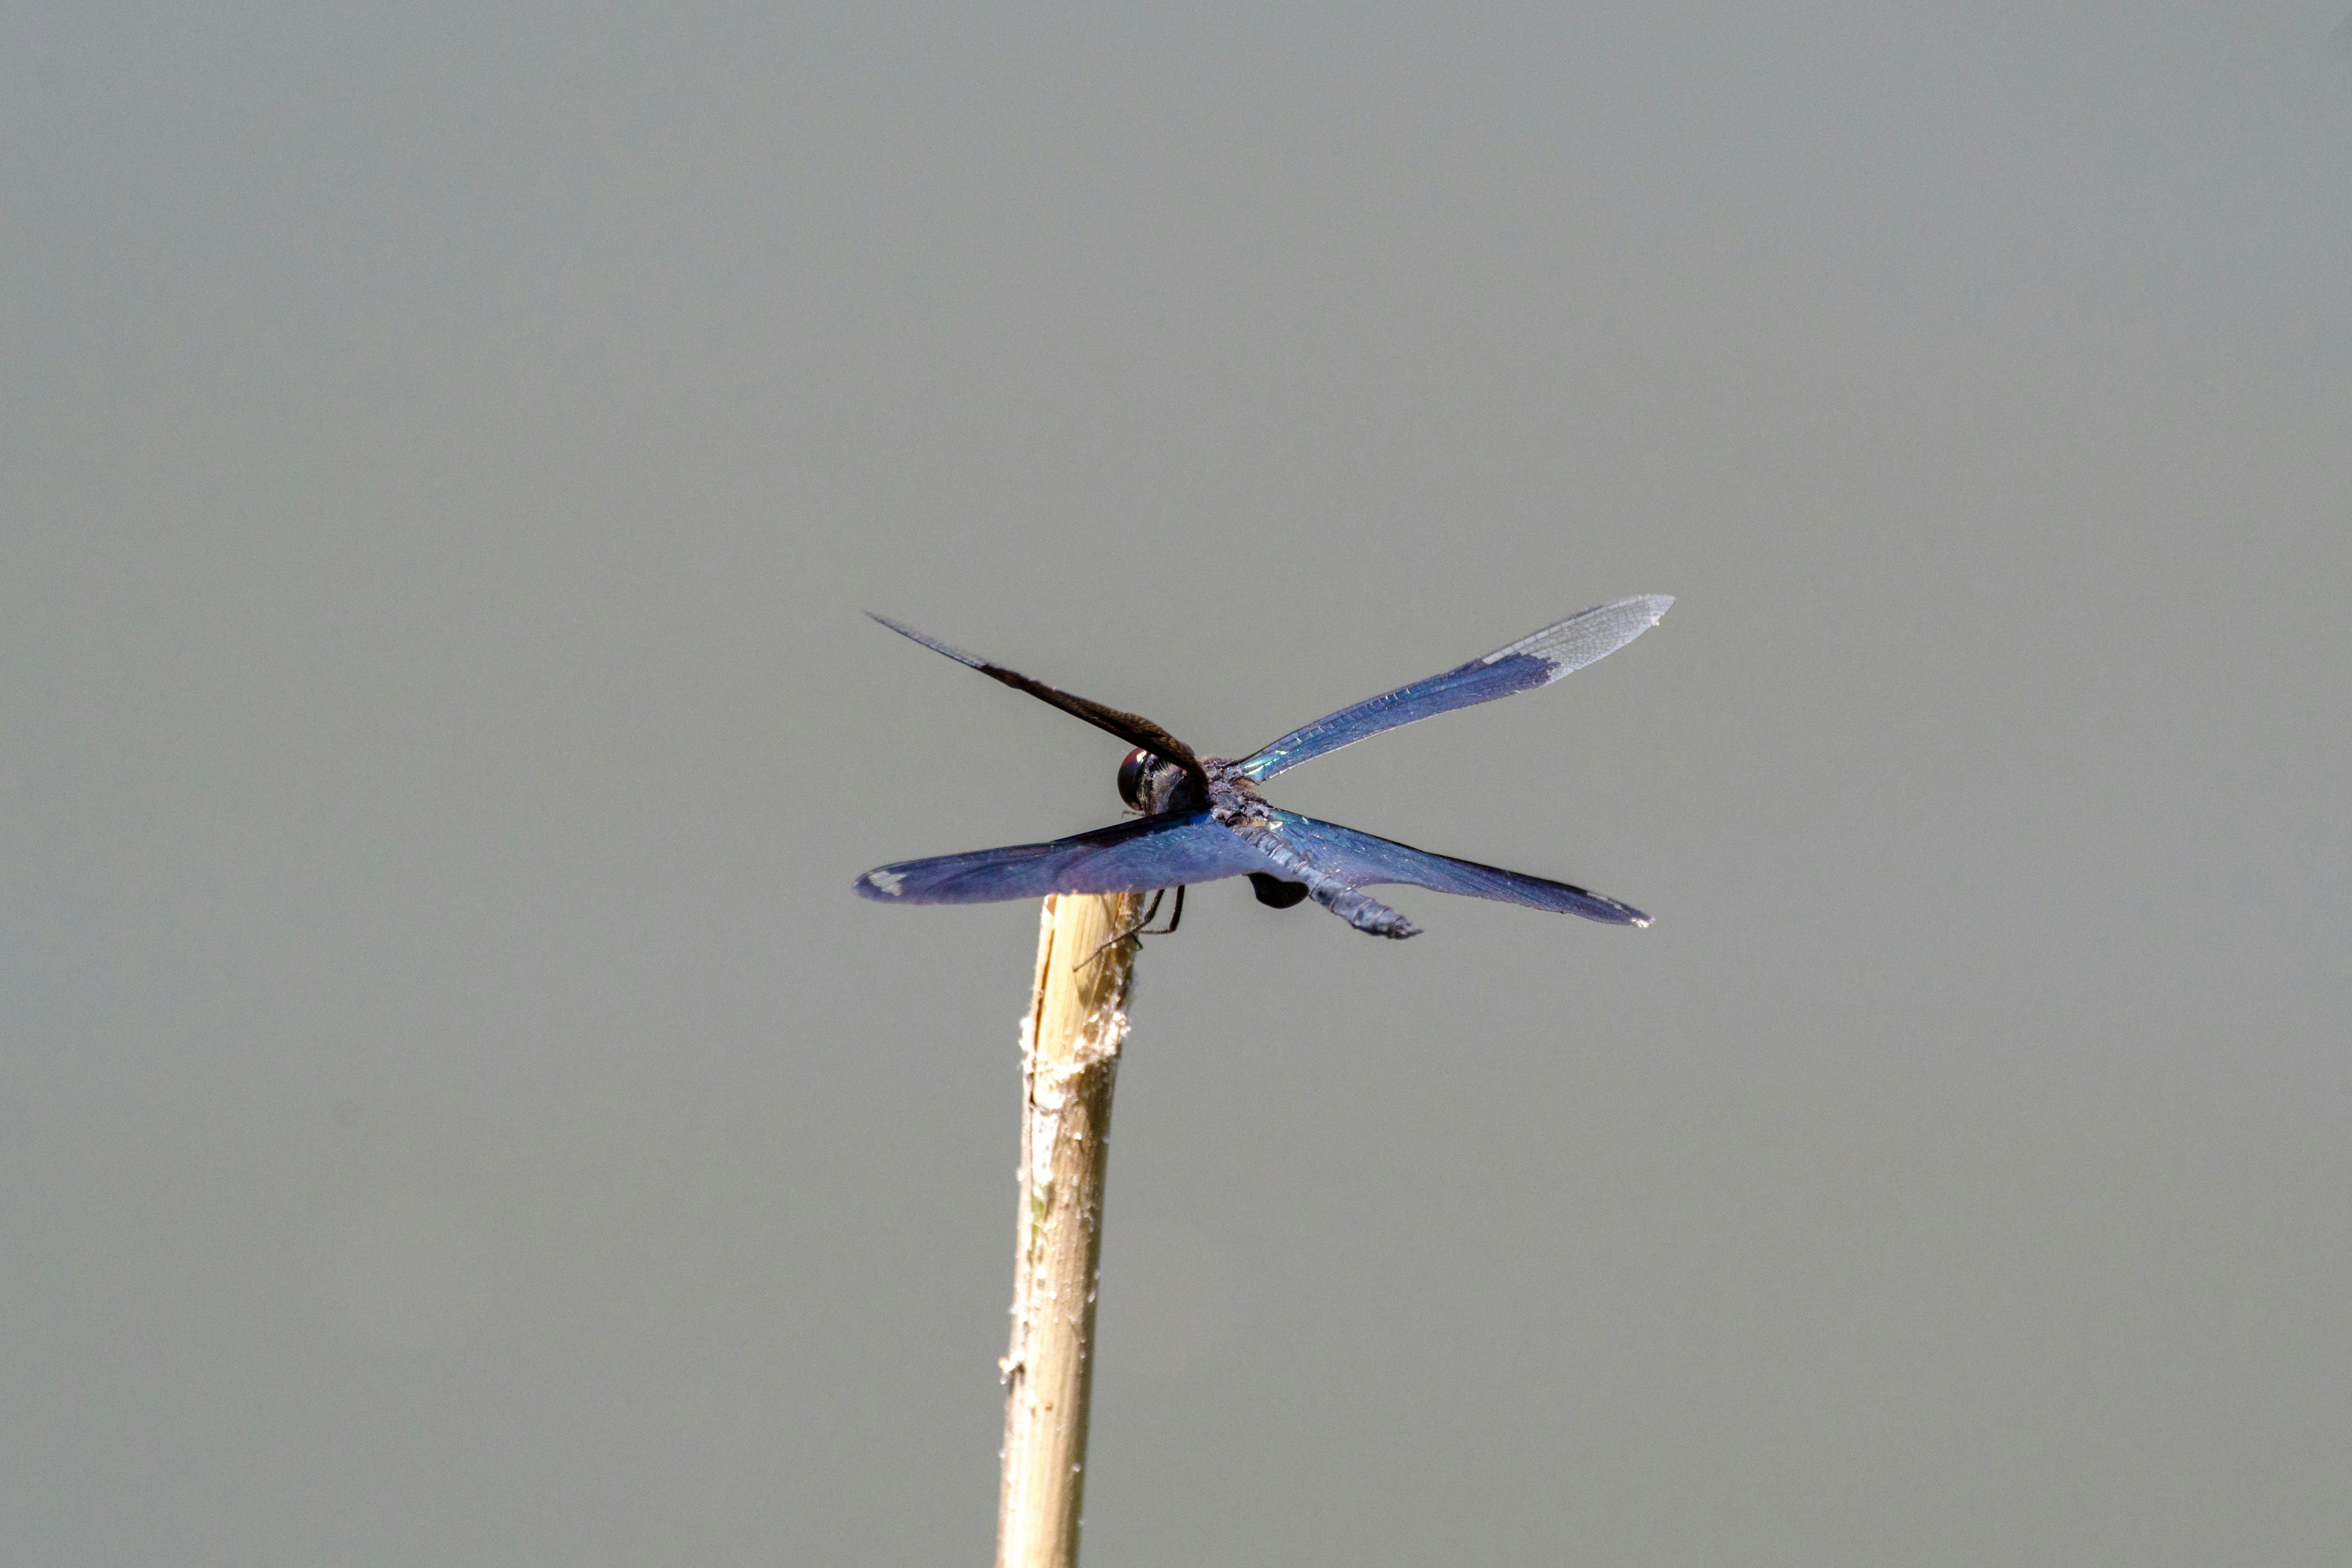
[[1076, 888, 1170, 971], [1141, 884, 1184, 936]]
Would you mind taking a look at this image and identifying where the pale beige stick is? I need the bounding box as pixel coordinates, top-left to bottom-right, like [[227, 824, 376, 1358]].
[[997, 890, 1146, 1568]]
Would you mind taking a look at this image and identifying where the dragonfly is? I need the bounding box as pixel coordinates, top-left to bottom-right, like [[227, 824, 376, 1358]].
[[853, 596, 1673, 941]]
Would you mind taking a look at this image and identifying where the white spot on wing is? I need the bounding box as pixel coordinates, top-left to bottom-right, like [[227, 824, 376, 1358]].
[[865, 869, 905, 896]]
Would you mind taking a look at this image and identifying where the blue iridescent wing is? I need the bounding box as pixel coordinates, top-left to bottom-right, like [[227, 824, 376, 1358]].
[[854, 811, 1271, 904], [1263, 809, 1651, 926], [869, 614, 1208, 787], [1236, 596, 1673, 782]]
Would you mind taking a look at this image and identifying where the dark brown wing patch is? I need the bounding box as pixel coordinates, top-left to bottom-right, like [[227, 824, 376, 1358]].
[[867, 614, 1208, 786]]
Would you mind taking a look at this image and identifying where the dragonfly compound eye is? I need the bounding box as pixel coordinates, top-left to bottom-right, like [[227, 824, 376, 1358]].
[[1117, 748, 1154, 808]]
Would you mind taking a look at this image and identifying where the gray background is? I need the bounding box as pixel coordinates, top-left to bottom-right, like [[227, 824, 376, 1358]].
[[6, 4, 2348, 1564]]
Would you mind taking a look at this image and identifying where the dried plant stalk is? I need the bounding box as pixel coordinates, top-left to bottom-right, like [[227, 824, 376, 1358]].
[[996, 891, 1144, 1568]]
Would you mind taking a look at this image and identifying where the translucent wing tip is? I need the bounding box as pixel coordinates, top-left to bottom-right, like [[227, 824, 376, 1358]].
[[1485, 594, 1676, 680], [1584, 890, 1652, 926], [1577, 593, 1674, 634], [865, 611, 986, 671]]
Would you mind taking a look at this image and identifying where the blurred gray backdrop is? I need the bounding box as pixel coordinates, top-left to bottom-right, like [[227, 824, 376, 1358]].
[[6, 4, 2348, 1564]]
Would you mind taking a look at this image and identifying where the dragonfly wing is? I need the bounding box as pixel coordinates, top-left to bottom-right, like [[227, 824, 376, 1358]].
[[854, 811, 1270, 904], [1237, 595, 1672, 782], [869, 614, 1208, 785], [1265, 810, 1651, 926]]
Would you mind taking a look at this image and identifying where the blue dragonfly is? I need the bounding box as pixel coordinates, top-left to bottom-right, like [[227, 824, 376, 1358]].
[[854, 597, 1672, 941]]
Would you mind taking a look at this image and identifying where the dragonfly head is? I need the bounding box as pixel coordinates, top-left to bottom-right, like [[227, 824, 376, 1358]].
[[1118, 748, 1202, 814], [1117, 747, 1156, 809]]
